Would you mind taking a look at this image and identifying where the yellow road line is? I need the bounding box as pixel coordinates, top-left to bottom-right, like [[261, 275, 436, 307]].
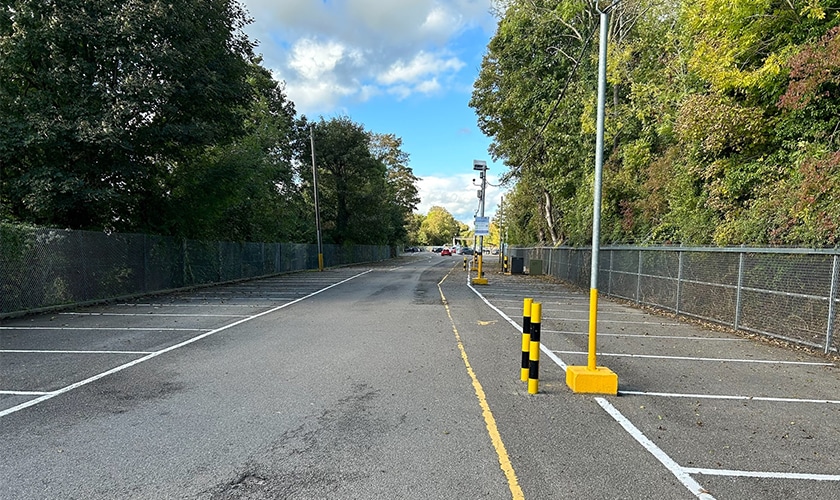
[[438, 270, 525, 500]]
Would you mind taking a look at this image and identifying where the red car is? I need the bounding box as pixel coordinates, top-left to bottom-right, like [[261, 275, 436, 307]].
[[440, 248, 452, 256]]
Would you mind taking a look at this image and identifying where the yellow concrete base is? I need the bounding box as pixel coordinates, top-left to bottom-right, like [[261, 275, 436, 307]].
[[566, 365, 618, 395], [471, 277, 489, 285]]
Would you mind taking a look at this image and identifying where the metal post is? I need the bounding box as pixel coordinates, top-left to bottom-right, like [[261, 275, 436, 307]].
[[310, 124, 324, 271], [473, 160, 488, 285], [585, 8, 609, 371], [735, 251, 745, 330], [826, 255, 839, 353], [676, 251, 684, 315], [636, 250, 643, 305], [565, 5, 617, 395]]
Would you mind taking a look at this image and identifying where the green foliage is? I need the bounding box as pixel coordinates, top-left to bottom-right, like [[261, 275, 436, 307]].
[[419, 206, 460, 246], [474, 0, 840, 247], [0, 2, 420, 247], [0, 0, 254, 231]]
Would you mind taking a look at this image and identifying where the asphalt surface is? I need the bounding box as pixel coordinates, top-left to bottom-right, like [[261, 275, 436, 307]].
[[1, 253, 839, 499]]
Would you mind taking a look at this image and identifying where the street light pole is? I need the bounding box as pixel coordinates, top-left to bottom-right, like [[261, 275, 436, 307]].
[[472, 160, 489, 285], [566, 3, 618, 395], [310, 124, 324, 271]]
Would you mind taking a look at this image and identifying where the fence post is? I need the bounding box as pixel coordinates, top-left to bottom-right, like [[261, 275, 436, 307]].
[[636, 249, 642, 305], [608, 249, 613, 295], [735, 250, 745, 330], [676, 250, 683, 315], [826, 255, 839, 353]]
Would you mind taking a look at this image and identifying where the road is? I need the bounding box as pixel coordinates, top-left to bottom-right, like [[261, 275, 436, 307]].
[[2, 253, 839, 499]]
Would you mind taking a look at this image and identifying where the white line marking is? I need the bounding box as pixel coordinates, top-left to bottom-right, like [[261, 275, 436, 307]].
[[116, 303, 266, 307], [553, 350, 834, 366], [0, 390, 53, 396], [0, 271, 371, 419], [472, 277, 839, 489], [544, 330, 744, 342], [683, 467, 840, 481], [0, 327, 205, 331], [596, 397, 716, 499], [619, 390, 840, 405], [545, 317, 683, 326], [60, 312, 249, 318], [467, 280, 567, 370], [1, 350, 153, 355]]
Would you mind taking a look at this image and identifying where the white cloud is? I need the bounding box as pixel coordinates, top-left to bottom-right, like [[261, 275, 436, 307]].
[[416, 79, 442, 94], [239, 0, 494, 114], [418, 174, 503, 226], [288, 39, 351, 81], [377, 52, 464, 86]]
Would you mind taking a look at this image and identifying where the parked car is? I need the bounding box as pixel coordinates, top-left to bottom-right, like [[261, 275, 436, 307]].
[[432, 247, 443, 253], [440, 248, 452, 256], [460, 247, 474, 255]]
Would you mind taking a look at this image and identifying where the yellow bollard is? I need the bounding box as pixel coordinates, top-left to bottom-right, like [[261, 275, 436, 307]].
[[463, 256, 467, 271], [520, 298, 532, 382], [528, 302, 541, 394]]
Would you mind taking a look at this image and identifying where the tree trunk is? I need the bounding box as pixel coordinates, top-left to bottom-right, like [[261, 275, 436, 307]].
[[542, 189, 561, 246]]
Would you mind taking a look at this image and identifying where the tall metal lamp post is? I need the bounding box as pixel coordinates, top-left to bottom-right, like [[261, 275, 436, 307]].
[[472, 160, 489, 286], [310, 124, 324, 271], [565, 2, 619, 395]]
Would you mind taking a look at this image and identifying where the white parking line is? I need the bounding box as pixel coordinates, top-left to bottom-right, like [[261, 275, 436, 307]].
[[596, 397, 716, 499], [683, 467, 840, 481], [553, 350, 834, 366], [470, 280, 839, 495], [61, 312, 250, 318], [545, 330, 745, 342], [116, 303, 285, 308], [0, 327, 205, 331], [0, 390, 52, 396], [0, 270, 371, 419], [620, 390, 840, 405], [545, 317, 683, 326], [1, 350, 153, 355]]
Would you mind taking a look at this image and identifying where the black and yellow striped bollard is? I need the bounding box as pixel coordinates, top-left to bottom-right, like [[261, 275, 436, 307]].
[[520, 298, 532, 382], [528, 302, 542, 394], [504, 255, 509, 274], [463, 256, 467, 271]]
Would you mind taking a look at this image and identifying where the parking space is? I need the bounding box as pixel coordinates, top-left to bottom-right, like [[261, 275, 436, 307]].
[[470, 268, 840, 498], [0, 268, 373, 416]]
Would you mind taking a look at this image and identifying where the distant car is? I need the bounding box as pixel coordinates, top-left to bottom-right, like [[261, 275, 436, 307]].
[[440, 248, 452, 256], [460, 248, 474, 255], [491, 248, 499, 255], [432, 247, 443, 253]]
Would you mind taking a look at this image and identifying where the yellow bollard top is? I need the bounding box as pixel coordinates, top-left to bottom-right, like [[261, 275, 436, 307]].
[[523, 297, 533, 316], [531, 302, 541, 324]]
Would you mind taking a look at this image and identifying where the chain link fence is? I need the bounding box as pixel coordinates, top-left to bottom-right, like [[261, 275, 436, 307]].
[[1, 226, 392, 316], [509, 246, 840, 353]]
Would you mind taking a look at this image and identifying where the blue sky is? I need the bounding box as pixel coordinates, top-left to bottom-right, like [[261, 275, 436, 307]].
[[239, 0, 506, 226]]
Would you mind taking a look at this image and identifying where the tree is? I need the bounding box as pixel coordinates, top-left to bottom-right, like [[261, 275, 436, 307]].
[[474, 0, 840, 247], [0, 0, 254, 231], [370, 133, 421, 246], [419, 206, 460, 245], [165, 61, 303, 242], [300, 117, 389, 245]]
